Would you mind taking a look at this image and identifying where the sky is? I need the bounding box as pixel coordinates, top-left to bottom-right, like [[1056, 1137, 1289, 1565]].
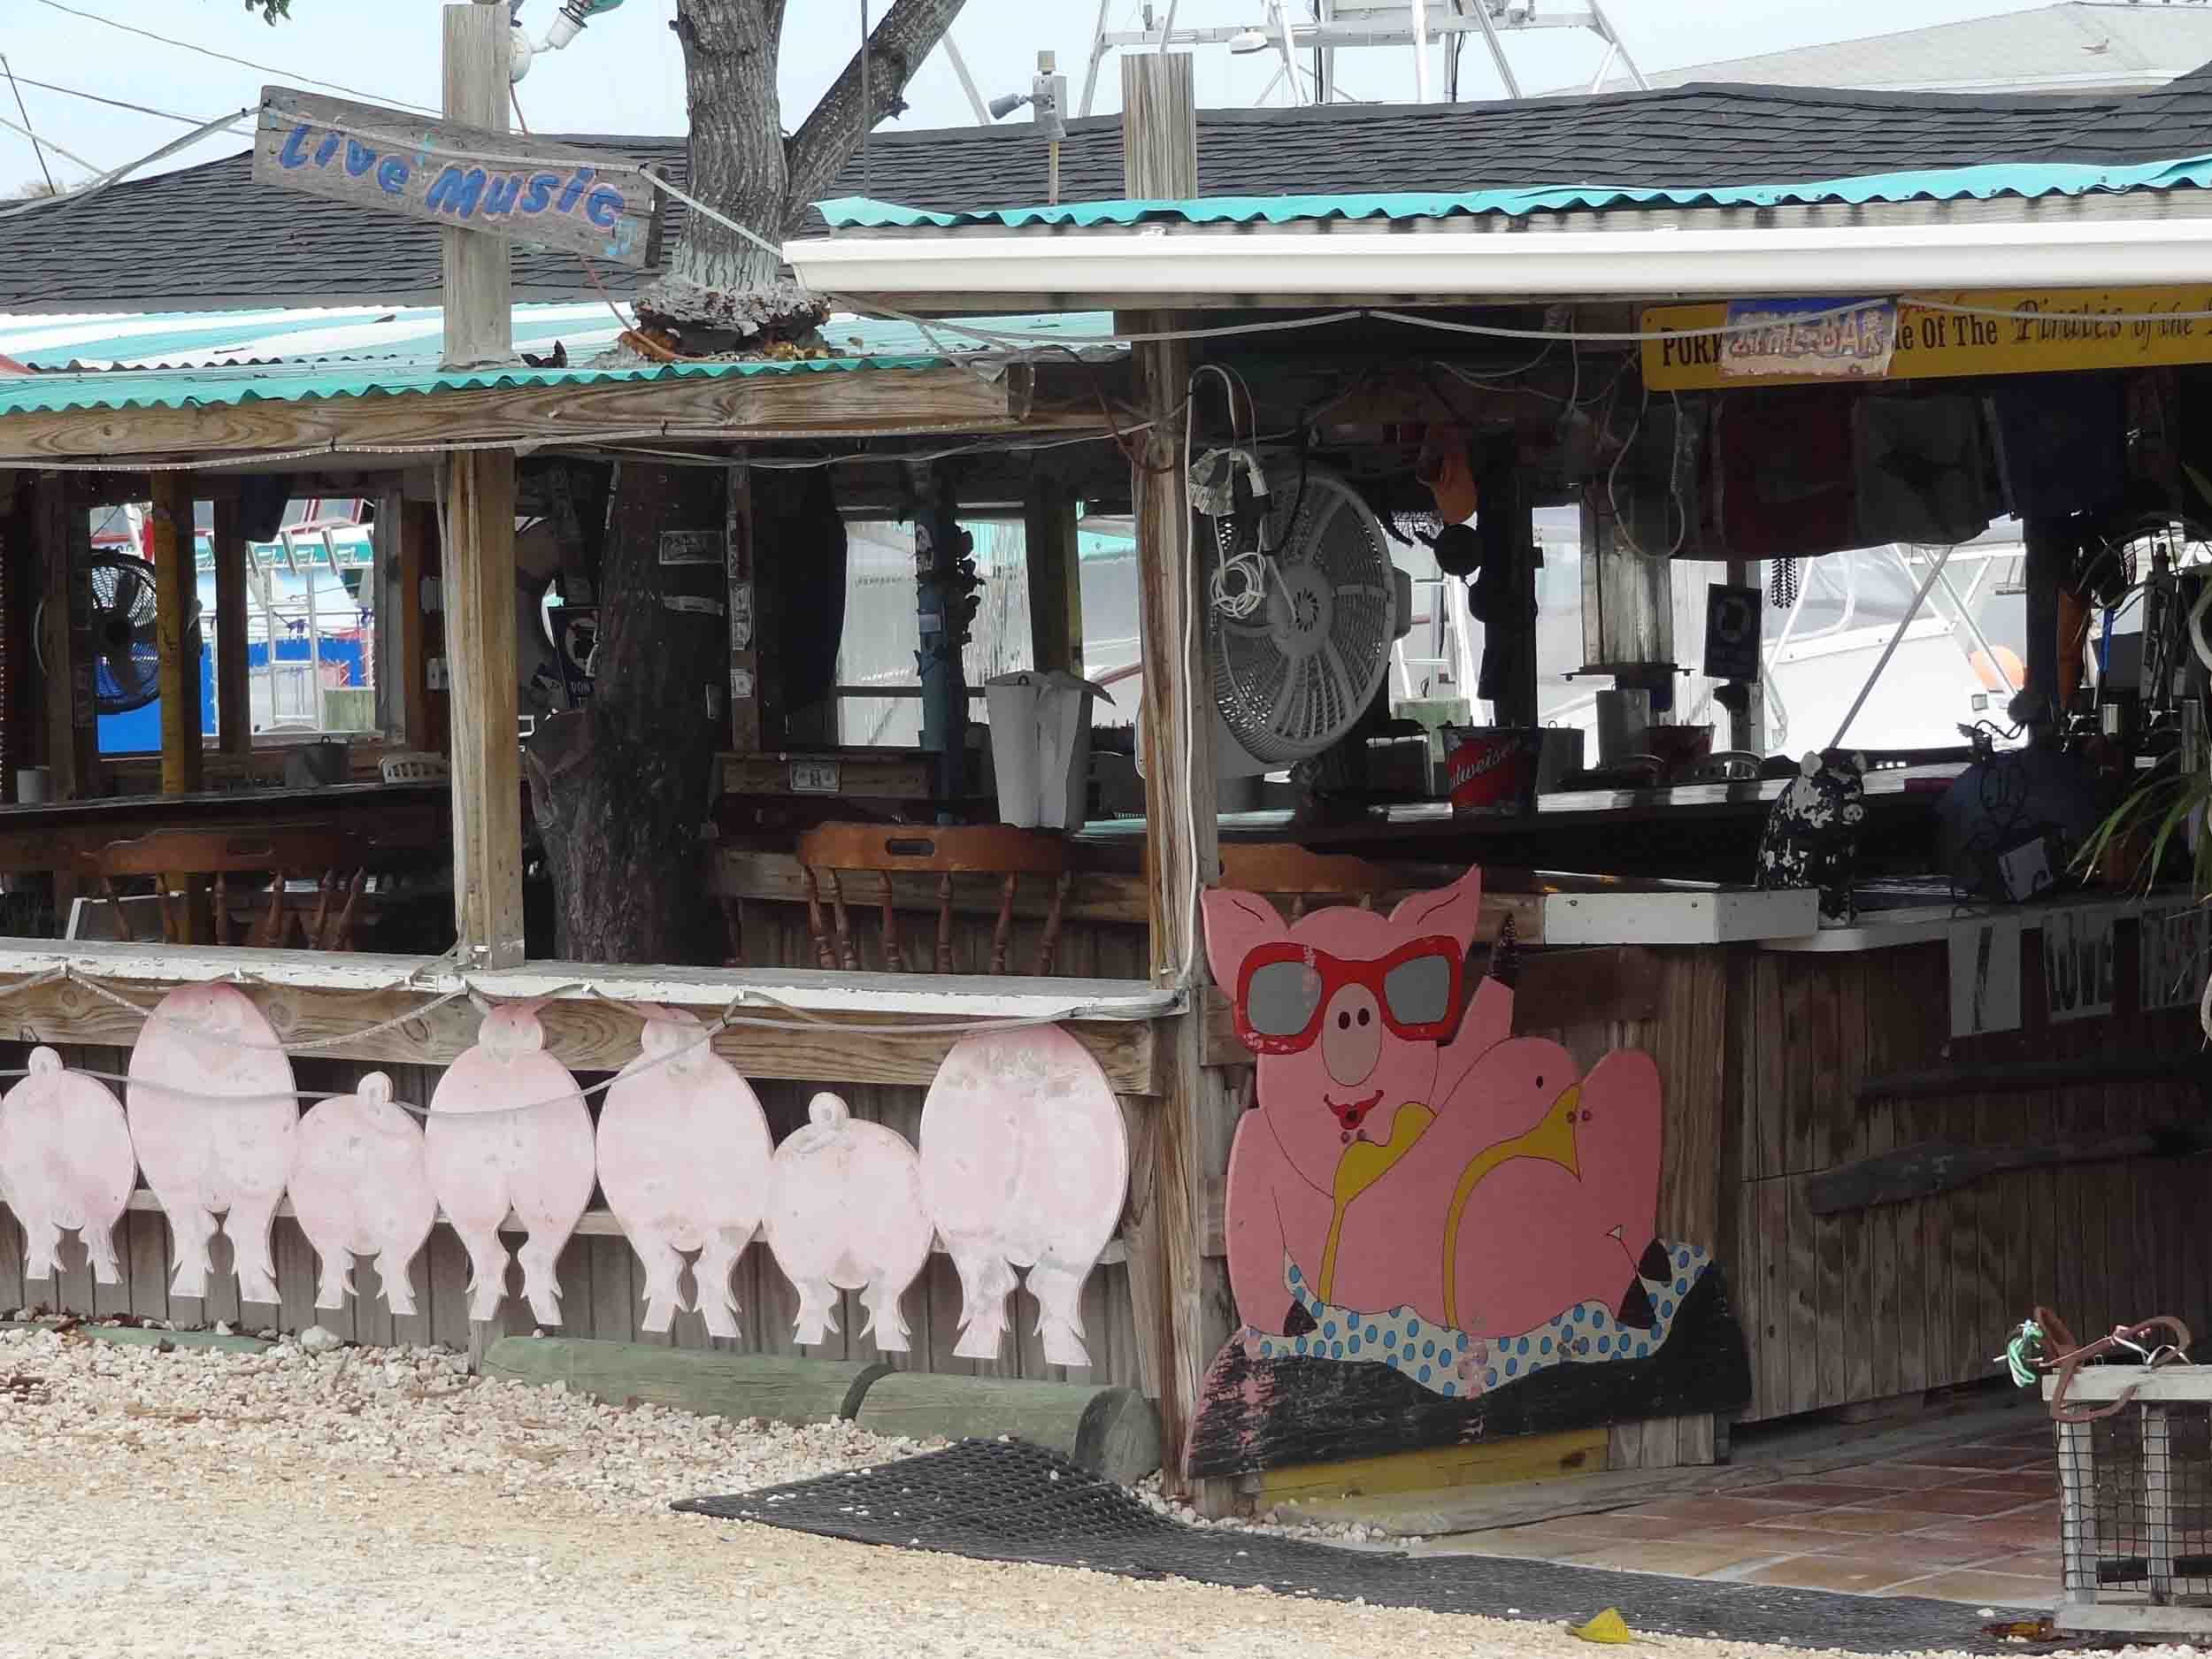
[[0, 0, 2113, 196]]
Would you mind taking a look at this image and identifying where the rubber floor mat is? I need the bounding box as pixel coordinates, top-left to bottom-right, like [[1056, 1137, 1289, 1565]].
[[675, 1440, 2041, 1654]]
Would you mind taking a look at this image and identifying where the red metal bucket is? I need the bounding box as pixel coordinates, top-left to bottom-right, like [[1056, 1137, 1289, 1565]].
[[1442, 727, 1542, 817]]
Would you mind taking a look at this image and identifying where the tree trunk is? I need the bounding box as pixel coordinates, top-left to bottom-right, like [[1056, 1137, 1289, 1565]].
[[637, 0, 971, 343], [532, 0, 957, 967], [526, 465, 847, 965]]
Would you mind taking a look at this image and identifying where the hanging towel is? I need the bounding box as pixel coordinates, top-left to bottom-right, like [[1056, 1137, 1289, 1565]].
[[1711, 388, 1855, 558], [1854, 394, 1994, 546], [1989, 374, 2126, 520]]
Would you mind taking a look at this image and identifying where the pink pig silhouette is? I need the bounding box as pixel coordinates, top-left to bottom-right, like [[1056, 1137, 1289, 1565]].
[[1202, 866, 1663, 1341]]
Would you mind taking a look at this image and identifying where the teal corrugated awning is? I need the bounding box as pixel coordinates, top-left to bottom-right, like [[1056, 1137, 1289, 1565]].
[[0, 308, 1119, 419], [815, 150, 2212, 232]]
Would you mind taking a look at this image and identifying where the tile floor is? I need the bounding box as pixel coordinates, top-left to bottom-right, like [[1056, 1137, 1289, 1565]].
[[1423, 1423, 2061, 1607]]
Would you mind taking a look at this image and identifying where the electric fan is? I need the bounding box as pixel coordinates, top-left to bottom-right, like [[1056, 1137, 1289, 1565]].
[[1208, 460, 1409, 779], [35, 553, 198, 716]]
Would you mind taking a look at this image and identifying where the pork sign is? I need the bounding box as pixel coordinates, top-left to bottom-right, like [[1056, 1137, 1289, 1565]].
[[252, 87, 662, 268]]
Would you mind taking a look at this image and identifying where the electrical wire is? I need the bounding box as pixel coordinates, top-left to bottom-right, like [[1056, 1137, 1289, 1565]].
[[0, 71, 253, 139], [29, 0, 442, 117], [0, 106, 248, 221]]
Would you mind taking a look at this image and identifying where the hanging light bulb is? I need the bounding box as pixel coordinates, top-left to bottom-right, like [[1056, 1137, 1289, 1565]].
[[512, 0, 628, 81]]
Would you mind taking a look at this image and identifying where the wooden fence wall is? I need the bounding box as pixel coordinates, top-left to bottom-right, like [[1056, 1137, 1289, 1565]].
[[1731, 926, 2211, 1423]]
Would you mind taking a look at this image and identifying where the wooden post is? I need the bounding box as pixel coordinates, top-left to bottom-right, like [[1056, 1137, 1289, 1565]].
[[444, 452, 525, 966], [150, 476, 204, 797], [213, 498, 251, 759], [2058, 1416, 2101, 1607], [1025, 474, 1084, 675], [440, 0, 524, 969], [1478, 435, 1540, 728], [440, 2, 512, 371], [725, 457, 766, 751], [2146, 1404, 2174, 1603], [396, 497, 441, 754], [1119, 50, 1233, 1510], [1722, 558, 1764, 757], [35, 474, 95, 803]]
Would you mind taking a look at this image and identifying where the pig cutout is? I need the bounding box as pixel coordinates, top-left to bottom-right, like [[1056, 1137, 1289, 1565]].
[[1202, 865, 1663, 1342], [595, 1010, 772, 1339], [0, 1048, 136, 1285], [126, 983, 297, 1303], [288, 1071, 437, 1314], [764, 1093, 931, 1352], [920, 1025, 1127, 1366], [423, 1002, 595, 1325]]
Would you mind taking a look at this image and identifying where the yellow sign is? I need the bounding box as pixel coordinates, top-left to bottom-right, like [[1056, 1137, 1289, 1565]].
[[1642, 288, 2212, 391]]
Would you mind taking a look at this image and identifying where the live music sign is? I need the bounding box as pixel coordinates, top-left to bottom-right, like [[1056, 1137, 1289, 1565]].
[[252, 86, 663, 269]]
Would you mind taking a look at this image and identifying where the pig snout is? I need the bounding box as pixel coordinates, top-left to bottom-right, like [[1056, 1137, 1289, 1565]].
[[1322, 984, 1381, 1086]]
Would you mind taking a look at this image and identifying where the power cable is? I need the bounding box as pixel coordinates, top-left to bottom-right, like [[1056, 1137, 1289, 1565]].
[[2, 70, 252, 138], [30, 0, 441, 117]]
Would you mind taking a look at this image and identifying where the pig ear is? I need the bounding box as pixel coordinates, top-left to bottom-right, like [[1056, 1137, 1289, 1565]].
[[1202, 887, 1290, 992], [1387, 865, 1485, 950]]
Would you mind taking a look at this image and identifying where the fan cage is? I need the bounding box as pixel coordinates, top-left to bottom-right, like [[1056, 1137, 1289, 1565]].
[[1208, 465, 1397, 765]]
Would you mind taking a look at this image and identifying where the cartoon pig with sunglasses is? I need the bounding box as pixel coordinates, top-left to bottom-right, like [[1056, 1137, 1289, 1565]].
[[1203, 867, 1663, 1345]]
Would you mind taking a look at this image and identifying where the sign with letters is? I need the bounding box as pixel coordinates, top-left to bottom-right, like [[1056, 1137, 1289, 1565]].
[[252, 87, 661, 268], [1643, 288, 2212, 391], [2141, 904, 2208, 1013], [2043, 905, 2118, 1025]]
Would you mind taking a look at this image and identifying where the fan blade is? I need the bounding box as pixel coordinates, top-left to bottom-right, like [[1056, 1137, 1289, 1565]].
[[1318, 639, 1360, 724]]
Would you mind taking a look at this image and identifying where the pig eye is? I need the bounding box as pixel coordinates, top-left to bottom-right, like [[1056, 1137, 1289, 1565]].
[[1246, 961, 1324, 1038], [1356, 1008, 1371, 1027], [1382, 952, 1454, 1025]]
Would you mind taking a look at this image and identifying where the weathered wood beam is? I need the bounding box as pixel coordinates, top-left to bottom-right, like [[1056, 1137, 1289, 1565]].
[[150, 476, 204, 797], [0, 365, 1073, 466], [442, 450, 526, 966], [1024, 473, 1084, 675], [212, 499, 251, 757], [0, 969, 1157, 1094], [35, 475, 94, 802], [1118, 50, 1229, 1510]]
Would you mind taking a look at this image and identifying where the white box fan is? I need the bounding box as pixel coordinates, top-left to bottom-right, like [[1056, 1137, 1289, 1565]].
[[1133, 456, 1414, 786], [1205, 457, 1413, 780]]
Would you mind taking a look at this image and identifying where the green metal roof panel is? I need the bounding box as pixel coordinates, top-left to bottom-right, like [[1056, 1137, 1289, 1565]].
[[0, 351, 945, 419], [0, 309, 1118, 419], [815, 150, 2212, 231]]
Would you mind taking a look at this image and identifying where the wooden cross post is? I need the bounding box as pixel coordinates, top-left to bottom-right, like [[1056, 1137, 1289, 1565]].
[[1118, 51, 1236, 1513], [440, 1, 526, 969]]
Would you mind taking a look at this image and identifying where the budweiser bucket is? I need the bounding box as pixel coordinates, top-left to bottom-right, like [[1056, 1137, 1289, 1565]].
[[1442, 726, 1542, 817]]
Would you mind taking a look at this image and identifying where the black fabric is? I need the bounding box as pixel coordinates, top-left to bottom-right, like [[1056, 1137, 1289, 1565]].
[[1990, 375, 2128, 521], [676, 1440, 2039, 1654]]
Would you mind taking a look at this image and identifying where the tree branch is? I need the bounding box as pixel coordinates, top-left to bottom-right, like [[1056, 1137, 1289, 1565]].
[[781, 0, 967, 232]]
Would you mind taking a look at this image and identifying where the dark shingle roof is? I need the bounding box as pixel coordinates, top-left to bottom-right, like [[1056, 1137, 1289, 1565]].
[[11, 73, 2212, 314]]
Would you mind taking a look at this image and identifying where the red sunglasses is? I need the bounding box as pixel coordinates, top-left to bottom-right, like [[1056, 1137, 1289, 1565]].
[[1231, 935, 1465, 1056]]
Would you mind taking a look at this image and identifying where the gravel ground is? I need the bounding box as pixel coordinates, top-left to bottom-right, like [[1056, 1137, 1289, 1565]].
[[0, 1328, 2179, 1659]]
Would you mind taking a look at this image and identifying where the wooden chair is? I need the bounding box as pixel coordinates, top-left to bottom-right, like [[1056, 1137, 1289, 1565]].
[[1217, 843, 1395, 918], [81, 826, 377, 949], [793, 823, 1072, 976]]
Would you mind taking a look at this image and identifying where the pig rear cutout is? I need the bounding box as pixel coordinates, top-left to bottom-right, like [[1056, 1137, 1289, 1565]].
[[920, 1024, 1128, 1367], [288, 1071, 437, 1314], [126, 983, 297, 1303], [1188, 865, 1749, 1477], [596, 1010, 772, 1340], [764, 1093, 931, 1352], [423, 1002, 595, 1325], [0, 1048, 136, 1286]]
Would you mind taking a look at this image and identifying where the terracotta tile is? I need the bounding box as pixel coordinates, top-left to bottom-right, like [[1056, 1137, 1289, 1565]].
[[1563, 1538, 1784, 1578], [1622, 1496, 1804, 1526], [1671, 1525, 1817, 1557], [1753, 1508, 1956, 1537], [1747, 1481, 1908, 1506], [1976, 1550, 2063, 1577], [1847, 1487, 2043, 1518], [1895, 1447, 2047, 1472], [1814, 1534, 2018, 1570], [1422, 1526, 1617, 1561], [1830, 1463, 1978, 1491], [1914, 1518, 2061, 1552], [1521, 1512, 1683, 1542], [1883, 1568, 2056, 1608], [1731, 1555, 1926, 1595], [1953, 1473, 2059, 1501]]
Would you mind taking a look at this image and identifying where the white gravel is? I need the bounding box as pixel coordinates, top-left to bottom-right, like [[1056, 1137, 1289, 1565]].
[[0, 1328, 2174, 1659]]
